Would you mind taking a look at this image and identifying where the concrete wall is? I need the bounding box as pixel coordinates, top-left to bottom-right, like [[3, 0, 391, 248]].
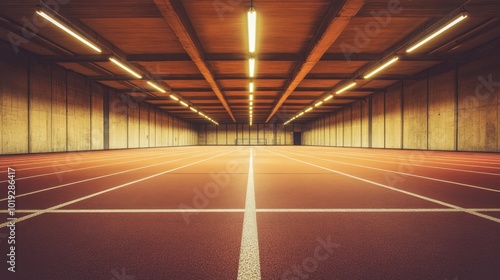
[[302, 53, 500, 152], [0, 47, 29, 154], [0, 43, 197, 154], [385, 82, 402, 149]]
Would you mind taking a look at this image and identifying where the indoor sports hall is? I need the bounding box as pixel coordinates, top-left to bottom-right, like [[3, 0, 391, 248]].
[[1, 0, 499, 279]]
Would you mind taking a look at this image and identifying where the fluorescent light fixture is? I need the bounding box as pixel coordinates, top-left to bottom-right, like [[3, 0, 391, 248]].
[[36, 10, 102, 53], [315, 101, 323, 107], [190, 107, 198, 113], [170, 94, 179, 101], [336, 82, 357, 94], [324, 95, 334, 101], [180, 101, 188, 107], [298, 112, 305, 116], [364, 57, 399, 79], [249, 95, 254, 101], [109, 57, 142, 79], [248, 8, 257, 53], [249, 82, 255, 93], [147, 81, 166, 93], [250, 101, 253, 106], [407, 13, 468, 53], [305, 107, 313, 113], [249, 58, 255, 77], [198, 112, 205, 117]]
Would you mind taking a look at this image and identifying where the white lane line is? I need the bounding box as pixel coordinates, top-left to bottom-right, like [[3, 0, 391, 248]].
[[2, 208, 500, 214], [0, 149, 202, 183], [0, 149, 172, 173], [0, 149, 236, 229], [258, 208, 471, 213], [0, 209, 245, 213], [285, 147, 500, 165], [0, 149, 225, 201], [237, 148, 262, 280], [295, 149, 500, 176], [0, 150, 163, 171], [0, 149, 165, 168], [304, 149, 500, 171], [263, 148, 500, 224], [279, 150, 500, 193]]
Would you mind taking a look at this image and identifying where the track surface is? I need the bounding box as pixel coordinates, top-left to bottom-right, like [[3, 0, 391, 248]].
[[0, 146, 499, 280]]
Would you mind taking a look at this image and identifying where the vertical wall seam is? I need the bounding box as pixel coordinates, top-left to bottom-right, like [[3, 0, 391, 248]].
[[27, 55, 31, 153], [401, 81, 405, 149], [426, 71, 430, 150], [50, 63, 53, 152], [368, 96, 372, 148], [383, 92, 386, 149], [65, 65, 69, 151], [455, 63, 459, 151], [90, 81, 93, 151]]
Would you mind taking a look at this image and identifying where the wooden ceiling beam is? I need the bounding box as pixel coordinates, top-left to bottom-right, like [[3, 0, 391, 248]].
[[153, 0, 236, 122], [41, 52, 462, 63], [265, 0, 366, 123]]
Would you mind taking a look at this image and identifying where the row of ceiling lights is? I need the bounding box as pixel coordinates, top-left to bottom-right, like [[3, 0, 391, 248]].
[[248, 3, 257, 126], [284, 12, 468, 125], [36, 3, 219, 125]]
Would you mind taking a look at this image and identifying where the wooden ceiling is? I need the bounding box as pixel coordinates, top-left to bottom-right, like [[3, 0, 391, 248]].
[[1, 0, 500, 124]]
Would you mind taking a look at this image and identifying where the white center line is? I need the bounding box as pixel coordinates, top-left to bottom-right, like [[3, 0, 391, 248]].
[[237, 148, 261, 280]]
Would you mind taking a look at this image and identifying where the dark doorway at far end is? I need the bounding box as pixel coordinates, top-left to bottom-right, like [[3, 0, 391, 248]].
[[293, 132, 302, 145]]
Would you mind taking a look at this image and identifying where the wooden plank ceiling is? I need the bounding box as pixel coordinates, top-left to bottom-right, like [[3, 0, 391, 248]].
[[1, 0, 499, 124]]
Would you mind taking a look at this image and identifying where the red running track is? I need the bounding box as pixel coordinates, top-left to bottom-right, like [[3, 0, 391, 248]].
[[0, 146, 499, 280]]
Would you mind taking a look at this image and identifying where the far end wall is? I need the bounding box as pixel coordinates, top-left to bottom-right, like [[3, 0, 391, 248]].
[[197, 123, 301, 145], [302, 53, 500, 152]]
